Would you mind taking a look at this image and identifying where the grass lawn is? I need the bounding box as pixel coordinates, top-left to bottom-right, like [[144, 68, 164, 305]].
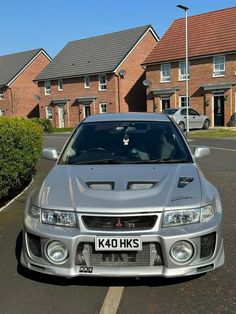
[[189, 128, 236, 138]]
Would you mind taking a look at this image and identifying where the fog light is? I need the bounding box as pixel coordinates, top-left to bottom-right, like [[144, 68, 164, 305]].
[[170, 241, 193, 263], [46, 241, 68, 264]]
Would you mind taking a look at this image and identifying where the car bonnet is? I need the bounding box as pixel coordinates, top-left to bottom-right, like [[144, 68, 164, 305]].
[[36, 163, 203, 213]]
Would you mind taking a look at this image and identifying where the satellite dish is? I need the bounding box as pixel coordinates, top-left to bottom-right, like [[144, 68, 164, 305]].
[[119, 69, 126, 78], [143, 79, 151, 87]]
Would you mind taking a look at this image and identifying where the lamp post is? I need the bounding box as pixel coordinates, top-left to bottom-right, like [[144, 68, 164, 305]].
[[177, 4, 189, 136]]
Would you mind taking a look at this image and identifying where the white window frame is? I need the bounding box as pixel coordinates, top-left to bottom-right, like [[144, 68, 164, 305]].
[[179, 61, 189, 81], [58, 79, 63, 91], [179, 95, 190, 107], [99, 103, 107, 113], [160, 63, 171, 82], [98, 74, 107, 90], [213, 55, 225, 77], [0, 88, 4, 99], [44, 81, 51, 95], [46, 106, 53, 120], [84, 76, 90, 89]]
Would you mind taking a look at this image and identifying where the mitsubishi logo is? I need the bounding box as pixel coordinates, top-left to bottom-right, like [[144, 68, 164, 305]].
[[115, 218, 123, 228]]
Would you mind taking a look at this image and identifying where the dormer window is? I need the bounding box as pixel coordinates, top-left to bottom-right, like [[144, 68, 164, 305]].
[[213, 55, 225, 77], [44, 81, 51, 95]]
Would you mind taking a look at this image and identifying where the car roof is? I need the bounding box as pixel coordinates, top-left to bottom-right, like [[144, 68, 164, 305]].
[[83, 112, 170, 123]]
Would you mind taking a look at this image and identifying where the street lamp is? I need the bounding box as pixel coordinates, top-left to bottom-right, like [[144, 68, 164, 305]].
[[177, 4, 189, 136]]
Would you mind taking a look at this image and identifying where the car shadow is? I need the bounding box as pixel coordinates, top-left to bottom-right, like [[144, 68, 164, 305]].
[[16, 231, 205, 287]]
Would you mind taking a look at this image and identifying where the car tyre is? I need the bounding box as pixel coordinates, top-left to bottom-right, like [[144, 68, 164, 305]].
[[203, 119, 210, 130], [178, 121, 185, 132]]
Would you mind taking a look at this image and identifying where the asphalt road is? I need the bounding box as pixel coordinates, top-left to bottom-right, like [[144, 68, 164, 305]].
[[0, 134, 235, 314]]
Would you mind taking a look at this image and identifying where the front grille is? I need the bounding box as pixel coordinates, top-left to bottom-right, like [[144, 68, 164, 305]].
[[82, 215, 157, 231], [27, 233, 42, 257], [76, 243, 163, 267]]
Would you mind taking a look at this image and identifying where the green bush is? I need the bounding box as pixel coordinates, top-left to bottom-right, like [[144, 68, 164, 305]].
[[31, 118, 53, 133], [0, 117, 43, 201]]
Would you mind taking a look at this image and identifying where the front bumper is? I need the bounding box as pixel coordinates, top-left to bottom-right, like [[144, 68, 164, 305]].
[[21, 214, 224, 278]]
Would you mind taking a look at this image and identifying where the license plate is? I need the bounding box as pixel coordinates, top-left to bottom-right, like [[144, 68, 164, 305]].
[[95, 236, 142, 251]]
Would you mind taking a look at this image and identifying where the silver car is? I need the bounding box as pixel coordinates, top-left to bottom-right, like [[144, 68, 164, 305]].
[[162, 107, 210, 131], [21, 113, 224, 278]]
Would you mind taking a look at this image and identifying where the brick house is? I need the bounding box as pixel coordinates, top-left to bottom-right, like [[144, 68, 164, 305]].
[[0, 49, 51, 118], [35, 25, 159, 128], [143, 7, 236, 127]]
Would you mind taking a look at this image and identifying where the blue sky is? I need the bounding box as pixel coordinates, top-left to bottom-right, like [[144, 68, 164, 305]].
[[1, 0, 235, 58]]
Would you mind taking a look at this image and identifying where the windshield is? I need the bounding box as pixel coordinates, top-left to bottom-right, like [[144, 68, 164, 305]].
[[59, 120, 192, 165], [162, 109, 178, 115]]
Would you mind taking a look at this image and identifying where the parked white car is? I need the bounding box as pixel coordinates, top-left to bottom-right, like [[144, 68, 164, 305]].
[[162, 107, 210, 131]]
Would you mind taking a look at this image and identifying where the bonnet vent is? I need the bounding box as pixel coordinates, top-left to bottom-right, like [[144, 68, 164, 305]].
[[178, 177, 194, 188], [87, 182, 114, 190], [127, 182, 156, 190]]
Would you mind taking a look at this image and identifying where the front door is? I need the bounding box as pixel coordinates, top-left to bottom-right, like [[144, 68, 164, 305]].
[[83, 104, 91, 118], [58, 106, 65, 128], [214, 95, 224, 126], [161, 97, 170, 111]]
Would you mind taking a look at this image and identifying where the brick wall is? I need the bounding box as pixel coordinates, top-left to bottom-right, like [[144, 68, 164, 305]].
[[117, 30, 158, 112], [39, 73, 118, 128], [0, 52, 50, 118], [146, 53, 236, 126], [39, 29, 158, 128]]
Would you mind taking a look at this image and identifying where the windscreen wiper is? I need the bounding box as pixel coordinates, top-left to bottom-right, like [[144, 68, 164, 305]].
[[70, 159, 123, 165]]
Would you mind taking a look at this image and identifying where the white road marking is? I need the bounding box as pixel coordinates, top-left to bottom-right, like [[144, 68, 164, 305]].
[[99, 287, 124, 314]]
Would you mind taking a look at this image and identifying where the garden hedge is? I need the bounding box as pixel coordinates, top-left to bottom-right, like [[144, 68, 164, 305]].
[[0, 117, 43, 202]]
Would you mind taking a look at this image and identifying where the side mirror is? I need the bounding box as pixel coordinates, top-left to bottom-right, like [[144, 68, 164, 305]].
[[42, 148, 59, 160], [193, 146, 210, 159]]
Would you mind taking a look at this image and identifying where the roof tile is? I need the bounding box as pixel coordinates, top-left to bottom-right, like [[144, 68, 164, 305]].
[[144, 7, 236, 64]]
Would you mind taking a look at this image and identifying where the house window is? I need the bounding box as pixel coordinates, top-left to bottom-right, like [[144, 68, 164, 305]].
[[83, 104, 91, 118], [213, 55, 225, 77], [179, 61, 189, 81], [99, 103, 107, 113], [58, 79, 63, 91], [46, 106, 53, 120], [160, 63, 171, 82], [0, 88, 4, 99], [84, 76, 90, 88], [44, 81, 51, 95], [179, 96, 190, 107], [99, 74, 107, 90]]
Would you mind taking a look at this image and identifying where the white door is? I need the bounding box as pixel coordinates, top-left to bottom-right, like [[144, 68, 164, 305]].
[[58, 106, 65, 128]]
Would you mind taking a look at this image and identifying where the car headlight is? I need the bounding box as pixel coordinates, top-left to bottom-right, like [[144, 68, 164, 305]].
[[163, 205, 215, 227], [42, 209, 77, 227], [28, 206, 77, 227]]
